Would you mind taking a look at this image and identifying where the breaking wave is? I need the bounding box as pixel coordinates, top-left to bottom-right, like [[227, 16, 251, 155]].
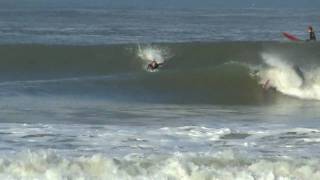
[[257, 53, 320, 100], [0, 42, 319, 104]]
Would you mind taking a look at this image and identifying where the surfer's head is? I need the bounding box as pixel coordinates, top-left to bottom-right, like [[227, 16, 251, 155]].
[[308, 26, 314, 32], [152, 60, 157, 65]]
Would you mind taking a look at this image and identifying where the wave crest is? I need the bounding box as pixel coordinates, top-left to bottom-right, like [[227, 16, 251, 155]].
[[258, 53, 320, 100]]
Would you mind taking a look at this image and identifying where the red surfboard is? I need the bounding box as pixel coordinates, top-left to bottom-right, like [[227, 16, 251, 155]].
[[282, 32, 301, 41]]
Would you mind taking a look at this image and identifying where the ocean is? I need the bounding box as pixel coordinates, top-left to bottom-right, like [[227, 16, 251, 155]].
[[0, 8, 320, 179]]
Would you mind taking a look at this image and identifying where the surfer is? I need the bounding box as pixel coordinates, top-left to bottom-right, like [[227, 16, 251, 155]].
[[147, 60, 163, 70], [283, 27, 316, 41], [307, 26, 316, 41]]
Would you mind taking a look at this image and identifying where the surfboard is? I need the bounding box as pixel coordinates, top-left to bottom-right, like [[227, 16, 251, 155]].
[[282, 32, 301, 41]]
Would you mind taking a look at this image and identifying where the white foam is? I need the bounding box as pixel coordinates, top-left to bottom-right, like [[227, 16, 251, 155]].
[[0, 150, 319, 180], [258, 53, 320, 100], [137, 45, 172, 65], [161, 126, 231, 141]]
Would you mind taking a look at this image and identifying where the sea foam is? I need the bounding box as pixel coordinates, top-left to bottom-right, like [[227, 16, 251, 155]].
[[258, 53, 320, 100], [0, 150, 319, 180]]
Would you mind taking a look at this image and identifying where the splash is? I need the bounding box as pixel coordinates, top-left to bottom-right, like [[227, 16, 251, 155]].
[[257, 53, 320, 100], [137, 45, 172, 64]]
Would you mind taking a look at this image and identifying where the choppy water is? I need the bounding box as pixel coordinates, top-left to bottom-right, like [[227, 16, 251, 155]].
[[0, 7, 320, 179]]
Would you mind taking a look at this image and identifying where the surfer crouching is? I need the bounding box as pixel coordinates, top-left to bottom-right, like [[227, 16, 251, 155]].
[[307, 26, 316, 41]]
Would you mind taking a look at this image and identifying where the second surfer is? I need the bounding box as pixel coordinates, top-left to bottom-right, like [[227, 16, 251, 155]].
[[307, 26, 316, 41]]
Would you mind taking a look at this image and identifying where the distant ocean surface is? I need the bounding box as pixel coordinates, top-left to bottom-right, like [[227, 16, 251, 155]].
[[0, 8, 319, 44], [0, 8, 320, 179]]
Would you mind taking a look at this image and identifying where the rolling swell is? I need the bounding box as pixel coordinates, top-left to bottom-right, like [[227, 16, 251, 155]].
[[0, 42, 319, 104]]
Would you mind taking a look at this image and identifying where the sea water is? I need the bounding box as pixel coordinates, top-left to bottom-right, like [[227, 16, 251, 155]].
[[0, 8, 319, 179]]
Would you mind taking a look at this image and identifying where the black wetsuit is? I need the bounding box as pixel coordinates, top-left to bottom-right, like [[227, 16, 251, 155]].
[[148, 62, 159, 70], [152, 63, 159, 69], [310, 31, 316, 41]]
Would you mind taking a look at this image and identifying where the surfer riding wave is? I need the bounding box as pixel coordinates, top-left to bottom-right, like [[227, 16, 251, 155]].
[[147, 60, 164, 71], [137, 45, 172, 72]]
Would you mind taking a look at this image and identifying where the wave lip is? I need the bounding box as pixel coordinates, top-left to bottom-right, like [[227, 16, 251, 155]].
[[258, 53, 320, 101]]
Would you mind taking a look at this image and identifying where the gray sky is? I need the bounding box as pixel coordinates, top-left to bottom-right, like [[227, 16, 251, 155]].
[[2, 0, 320, 9]]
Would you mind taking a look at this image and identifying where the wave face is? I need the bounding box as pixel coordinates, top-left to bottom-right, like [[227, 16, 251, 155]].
[[0, 42, 319, 104]]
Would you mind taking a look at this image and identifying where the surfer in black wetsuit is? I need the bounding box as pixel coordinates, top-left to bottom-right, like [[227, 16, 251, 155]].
[[307, 26, 316, 41], [147, 60, 163, 70]]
